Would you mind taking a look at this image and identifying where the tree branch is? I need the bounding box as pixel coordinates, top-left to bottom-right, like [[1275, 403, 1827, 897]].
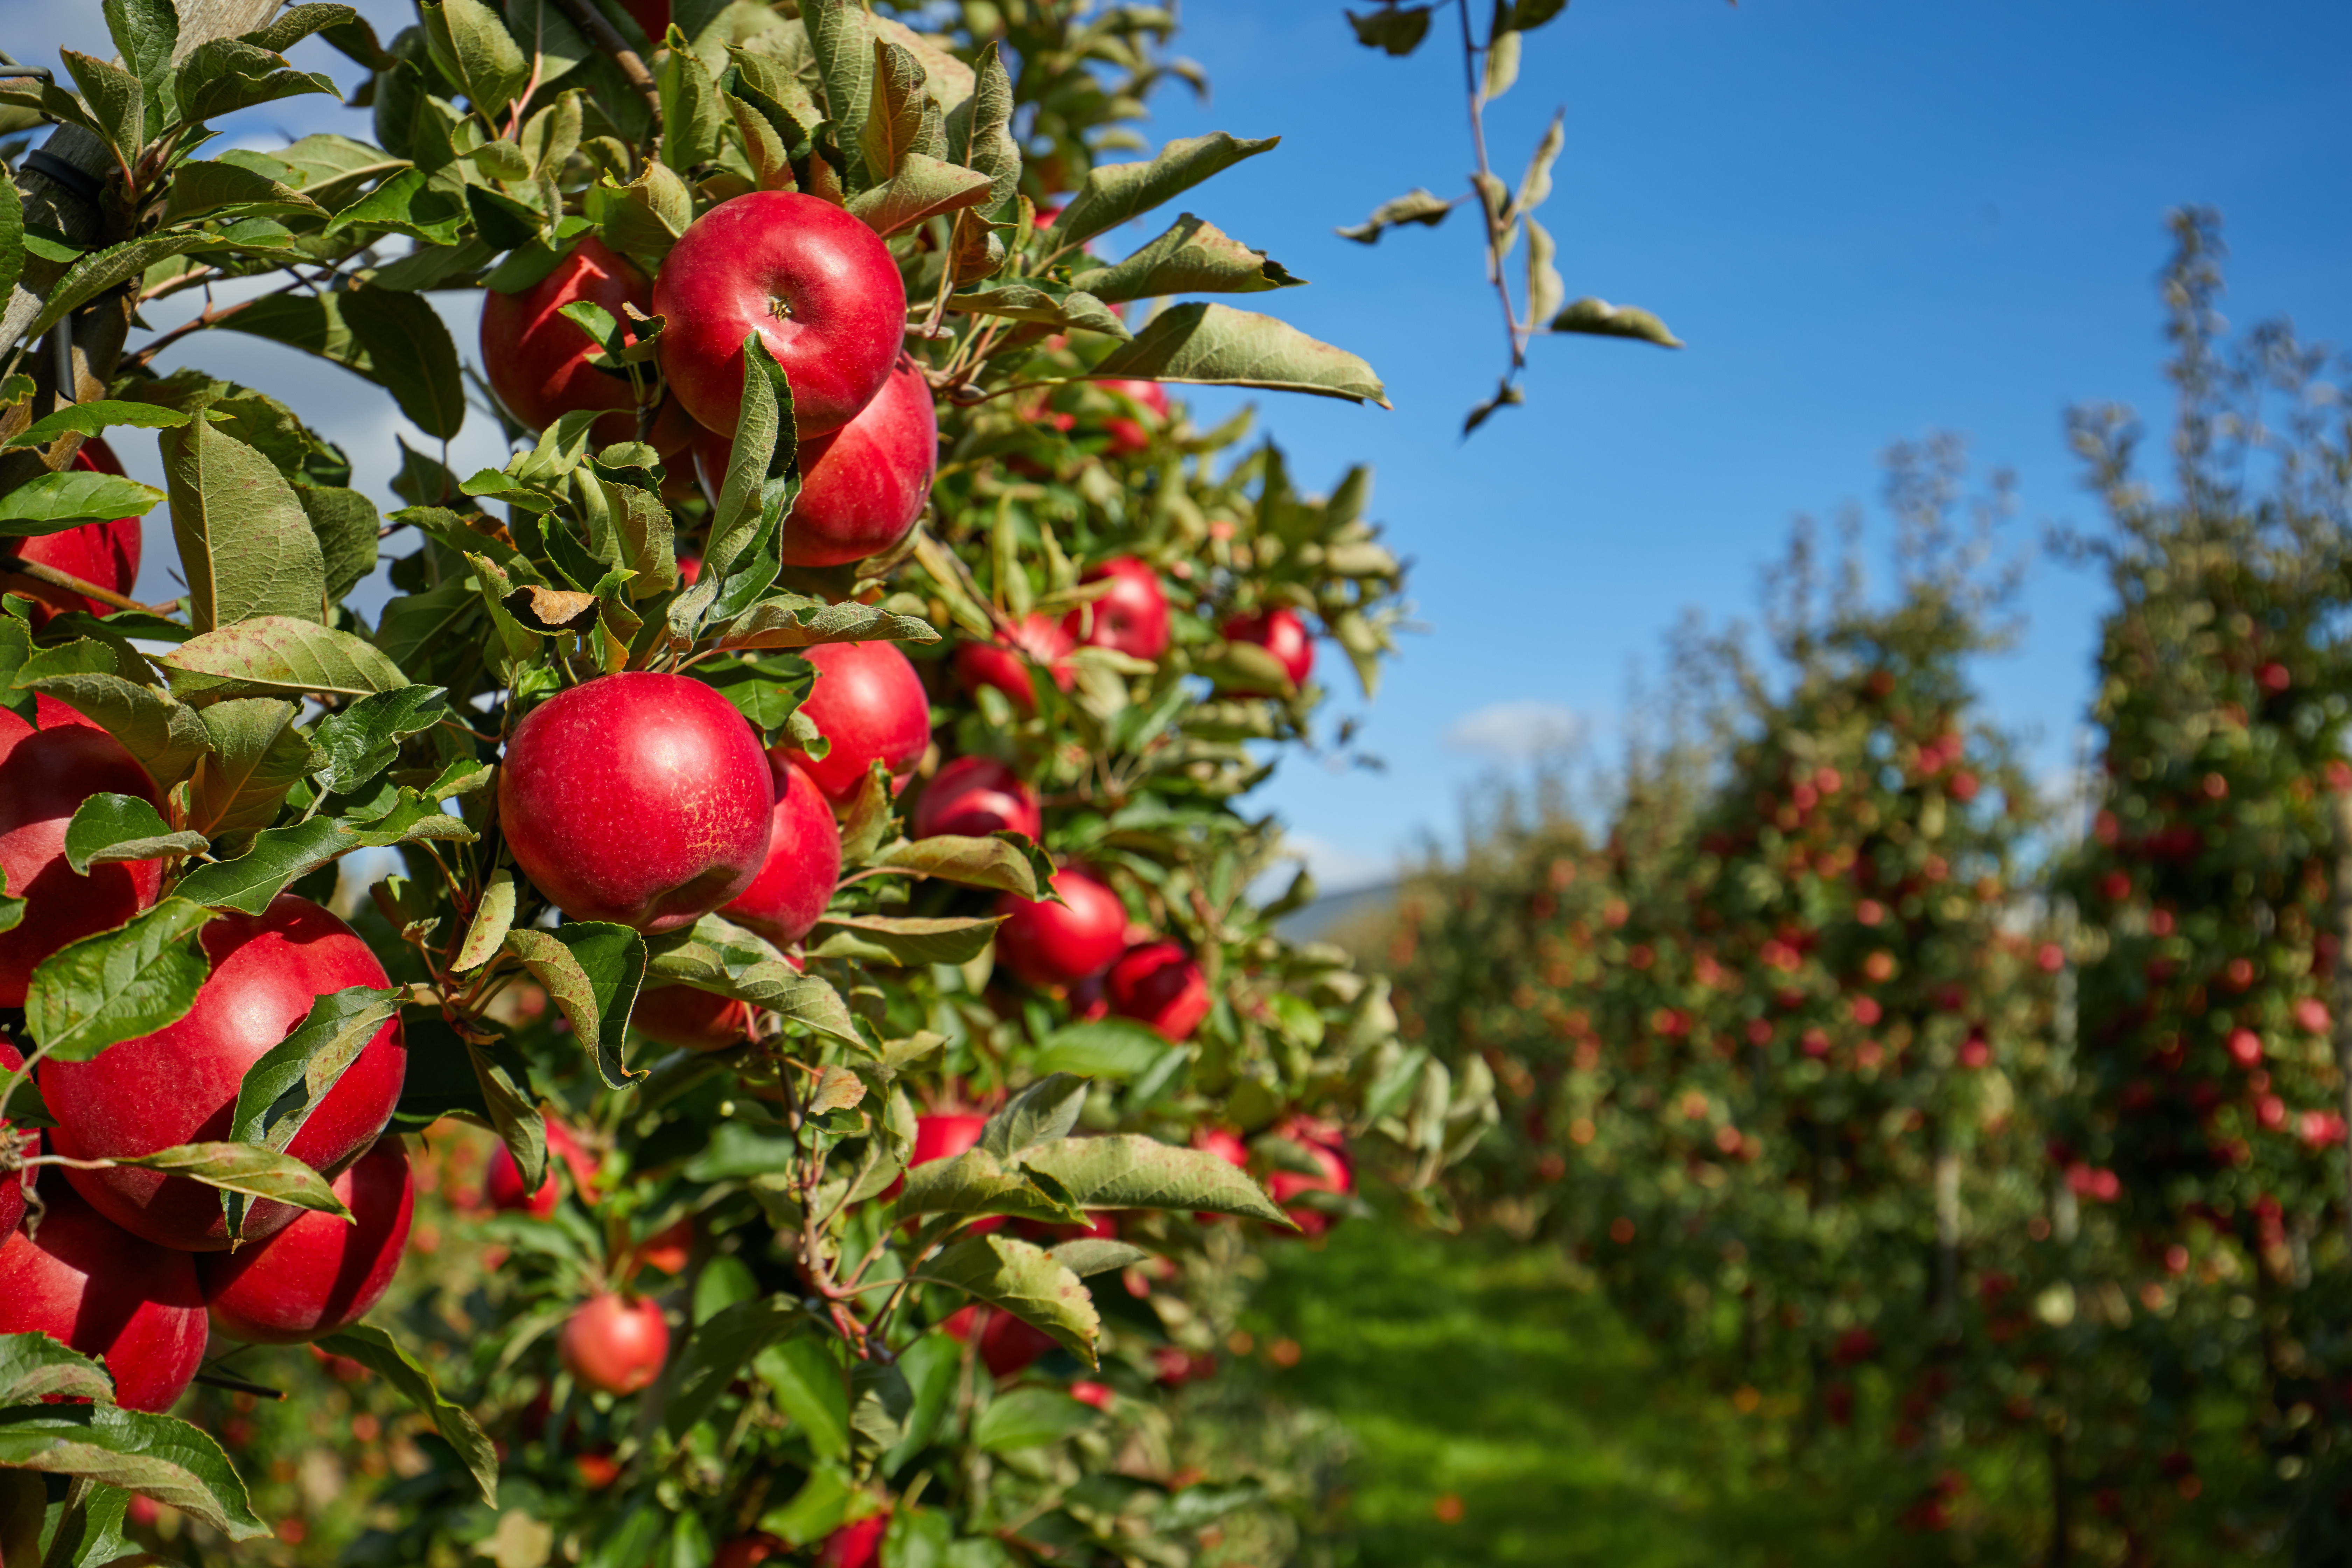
[[545, 0, 665, 127]]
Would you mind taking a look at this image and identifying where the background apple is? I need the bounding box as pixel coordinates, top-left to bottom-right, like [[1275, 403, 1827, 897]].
[[1105, 942, 1212, 1042], [559, 1292, 670, 1395], [1063, 557, 1170, 660], [782, 640, 932, 809], [720, 757, 842, 948], [911, 756, 1043, 841], [200, 1136, 415, 1344], [653, 191, 907, 438], [499, 672, 776, 932], [1222, 607, 1315, 688], [955, 615, 1076, 714], [0, 1182, 207, 1411], [631, 986, 752, 1053], [479, 236, 653, 447], [0, 436, 142, 625], [486, 1118, 600, 1218], [0, 704, 166, 1007], [43, 895, 405, 1252], [995, 868, 1130, 988]]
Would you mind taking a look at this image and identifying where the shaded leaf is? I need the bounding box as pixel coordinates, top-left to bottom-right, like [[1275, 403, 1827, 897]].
[[1092, 303, 1389, 407], [1, 400, 194, 451], [808, 914, 1002, 967], [502, 925, 646, 1087], [341, 284, 467, 440], [0, 1404, 267, 1539], [981, 1073, 1088, 1158], [1048, 1237, 1152, 1278], [453, 869, 516, 972], [0, 1332, 117, 1406], [665, 1295, 807, 1437], [1346, 5, 1435, 55], [189, 698, 313, 837], [61, 793, 205, 873], [315, 1324, 498, 1505], [923, 1236, 1098, 1366], [1021, 1135, 1293, 1224], [158, 420, 328, 633], [0, 472, 164, 536], [1069, 214, 1305, 302], [971, 1387, 1094, 1451], [110, 1141, 351, 1219], [162, 617, 409, 703], [22, 899, 216, 1062]]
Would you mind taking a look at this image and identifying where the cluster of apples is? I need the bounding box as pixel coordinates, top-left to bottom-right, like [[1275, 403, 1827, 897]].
[[483, 191, 933, 569]]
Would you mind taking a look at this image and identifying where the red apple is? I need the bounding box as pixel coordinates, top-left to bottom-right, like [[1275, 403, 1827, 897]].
[[0, 1040, 29, 1236], [632, 1216, 693, 1275], [0, 436, 143, 625], [1071, 1380, 1114, 1409], [1191, 1127, 1248, 1223], [1062, 557, 1169, 660], [1096, 380, 1167, 456], [994, 868, 1128, 988], [43, 895, 405, 1252], [979, 1309, 1058, 1378], [1222, 607, 1314, 689], [560, 1292, 669, 1395], [715, 1536, 787, 1568], [910, 757, 1042, 841], [0, 1181, 206, 1410], [1098, 379, 1169, 421], [819, 1516, 887, 1568], [1267, 1116, 1352, 1239], [0, 702, 166, 1007], [632, 985, 752, 1053], [620, 0, 669, 40], [485, 1118, 599, 1218], [695, 355, 937, 569], [782, 640, 932, 810], [955, 615, 1076, 714], [890, 1113, 1000, 1232], [498, 672, 776, 932], [1105, 942, 1211, 1042], [480, 236, 653, 447], [199, 1136, 414, 1344], [653, 191, 908, 439], [720, 757, 842, 948]]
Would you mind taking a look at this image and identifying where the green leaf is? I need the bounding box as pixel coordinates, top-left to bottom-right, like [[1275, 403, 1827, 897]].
[[755, 1465, 852, 1546], [1092, 303, 1390, 407], [945, 281, 1128, 340], [310, 684, 449, 796], [1, 400, 195, 451], [1069, 214, 1305, 302], [1029, 1020, 1173, 1081], [1511, 108, 1565, 223], [1346, 5, 1435, 55], [0, 471, 164, 536], [340, 284, 467, 440], [172, 37, 339, 127], [665, 1295, 808, 1437], [22, 899, 216, 1062], [108, 1140, 352, 1219], [808, 914, 1002, 967], [923, 1236, 1098, 1366], [1334, 187, 1458, 244], [188, 698, 313, 837], [880, 1332, 960, 1476], [597, 159, 693, 275], [15, 666, 212, 788], [1048, 1237, 1150, 1278], [61, 793, 205, 874], [758, 1334, 851, 1461], [298, 484, 381, 606], [877, 835, 1042, 899], [1548, 296, 1685, 348], [1050, 133, 1280, 250], [501, 925, 646, 1087], [104, 0, 181, 128], [452, 868, 516, 972], [420, 0, 531, 121], [805, 0, 875, 186], [1020, 1135, 1292, 1223], [0, 160, 21, 306], [981, 1073, 1089, 1158], [59, 50, 144, 160], [1525, 218, 1564, 352], [858, 38, 937, 187], [0, 1332, 117, 1406], [158, 419, 329, 633], [161, 617, 409, 702], [659, 28, 726, 170], [374, 578, 479, 673], [170, 817, 350, 914], [0, 1404, 268, 1539], [895, 1149, 1085, 1227], [846, 152, 994, 239], [971, 1387, 1095, 1452], [882, 1505, 953, 1568], [221, 986, 401, 1237], [324, 167, 467, 245], [504, 0, 591, 86], [242, 3, 364, 55], [315, 1324, 498, 1506], [166, 159, 325, 222], [713, 594, 939, 653]]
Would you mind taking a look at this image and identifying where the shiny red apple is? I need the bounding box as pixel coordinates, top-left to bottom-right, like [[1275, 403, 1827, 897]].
[[1222, 607, 1315, 689], [910, 756, 1042, 841], [498, 672, 776, 932], [560, 1292, 670, 1395], [720, 757, 841, 948], [1, 436, 143, 625], [994, 868, 1128, 989], [0, 1181, 206, 1410], [480, 236, 653, 447], [653, 191, 908, 439], [1105, 941, 1211, 1042], [43, 895, 405, 1252], [783, 640, 932, 809], [819, 1516, 887, 1568], [954, 615, 1076, 714], [0, 701, 166, 1007], [200, 1136, 414, 1344], [1063, 557, 1170, 660]]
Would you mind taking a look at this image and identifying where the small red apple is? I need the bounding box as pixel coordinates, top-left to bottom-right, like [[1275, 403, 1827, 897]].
[[1062, 557, 1170, 660], [1267, 1116, 1352, 1239], [955, 615, 1076, 714], [819, 1516, 888, 1568], [0, 1181, 206, 1411], [890, 1113, 999, 1232], [695, 355, 937, 569], [1096, 379, 1168, 456], [560, 1292, 669, 1395], [979, 1309, 1058, 1378], [0, 436, 143, 625], [1222, 607, 1314, 689], [910, 757, 1042, 841], [653, 191, 908, 439], [994, 868, 1128, 988], [42, 896, 404, 1252], [631, 986, 752, 1053], [0, 701, 166, 1007], [485, 1118, 599, 1218], [480, 236, 653, 447], [720, 757, 842, 948], [498, 672, 776, 932], [199, 1136, 414, 1344], [715, 1535, 787, 1568], [631, 1216, 693, 1275], [783, 640, 932, 810], [1105, 942, 1211, 1042]]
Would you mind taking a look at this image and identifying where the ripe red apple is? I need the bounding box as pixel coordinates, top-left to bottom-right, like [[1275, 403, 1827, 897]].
[[910, 757, 1042, 841], [199, 1136, 414, 1344], [695, 355, 937, 569], [0, 1181, 206, 1410], [619, 0, 669, 39], [485, 1118, 599, 1218], [0, 702, 166, 1007], [1222, 607, 1314, 689], [43, 895, 405, 1252], [1267, 1116, 1352, 1239], [0, 437, 143, 625], [979, 1309, 1058, 1378], [819, 1516, 887, 1568], [955, 616, 1076, 714], [720, 757, 842, 948], [1097, 379, 1168, 456], [782, 640, 932, 810], [560, 1292, 670, 1395], [1105, 942, 1211, 1042], [0, 1040, 29, 1236], [994, 868, 1128, 988], [498, 672, 776, 932], [480, 236, 653, 447], [653, 191, 907, 439], [889, 1112, 1000, 1232], [1062, 557, 1170, 660], [632, 986, 752, 1053], [715, 1536, 787, 1568]]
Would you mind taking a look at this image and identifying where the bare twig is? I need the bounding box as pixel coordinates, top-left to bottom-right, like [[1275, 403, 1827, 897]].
[[0, 552, 178, 615], [1456, 0, 1526, 387], [545, 0, 664, 127]]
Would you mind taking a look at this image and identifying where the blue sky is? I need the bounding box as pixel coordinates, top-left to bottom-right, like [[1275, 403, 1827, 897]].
[[33, 0, 2352, 891]]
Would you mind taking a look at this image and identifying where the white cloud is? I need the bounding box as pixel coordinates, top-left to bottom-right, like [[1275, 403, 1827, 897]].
[[1442, 700, 1583, 761]]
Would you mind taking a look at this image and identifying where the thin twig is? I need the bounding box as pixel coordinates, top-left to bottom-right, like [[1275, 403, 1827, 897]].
[[545, 0, 664, 126], [1457, 0, 1526, 383], [0, 552, 178, 615]]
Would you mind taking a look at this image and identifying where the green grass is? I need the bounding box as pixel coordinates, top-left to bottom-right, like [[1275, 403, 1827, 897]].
[[1209, 1214, 1961, 1568]]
